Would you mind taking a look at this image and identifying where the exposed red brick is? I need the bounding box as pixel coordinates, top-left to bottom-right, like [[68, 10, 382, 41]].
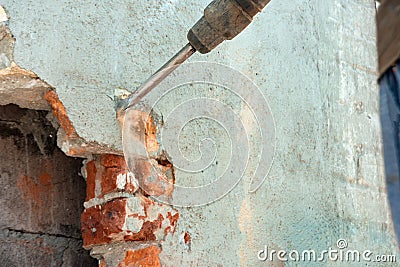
[[85, 160, 96, 201], [81, 107, 180, 252], [117, 246, 161, 267], [124, 214, 164, 242], [163, 212, 179, 237], [44, 90, 76, 138], [100, 154, 127, 168], [99, 259, 106, 267], [81, 198, 127, 248], [84, 155, 137, 201], [99, 155, 133, 198], [100, 166, 136, 197], [166, 212, 179, 228], [81, 196, 178, 248], [101, 167, 121, 194]]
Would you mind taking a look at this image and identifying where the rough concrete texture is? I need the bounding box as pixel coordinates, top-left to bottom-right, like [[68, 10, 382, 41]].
[[3, 0, 227, 151], [3, 0, 400, 266], [0, 18, 52, 110], [158, 1, 399, 265], [0, 23, 13, 68], [44, 90, 121, 157], [0, 65, 52, 110], [0, 104, 97, 266]]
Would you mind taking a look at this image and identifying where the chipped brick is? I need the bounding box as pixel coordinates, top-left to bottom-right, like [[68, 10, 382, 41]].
[[81, 198, 127, 248], [44, 90, 76, 138], [85, 160, 96, 201], [100, 154, 127, 168], [117, 246, 161, 267], [85, 156, 138, 202], [81, 196, 178, 249]]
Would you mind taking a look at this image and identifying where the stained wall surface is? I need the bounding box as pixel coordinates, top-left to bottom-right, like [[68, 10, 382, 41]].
[[0, 104, 96, 266], [2, 0, 399, 266]]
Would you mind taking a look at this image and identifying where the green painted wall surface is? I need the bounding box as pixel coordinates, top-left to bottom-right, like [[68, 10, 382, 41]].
[[3, 0, 399, 265]]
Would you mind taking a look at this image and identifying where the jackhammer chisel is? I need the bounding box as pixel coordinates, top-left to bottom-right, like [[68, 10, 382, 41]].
[[122, 0, 271, 109]]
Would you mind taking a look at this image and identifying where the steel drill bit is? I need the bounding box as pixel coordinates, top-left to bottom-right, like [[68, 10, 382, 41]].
[[123, 43, 196, 110]]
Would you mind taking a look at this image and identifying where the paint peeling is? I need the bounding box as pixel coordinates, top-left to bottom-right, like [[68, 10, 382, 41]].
[[82, 195, 179, 248]]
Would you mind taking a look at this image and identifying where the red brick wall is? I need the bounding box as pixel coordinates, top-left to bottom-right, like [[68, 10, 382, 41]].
[[0, 104, 97, 266]]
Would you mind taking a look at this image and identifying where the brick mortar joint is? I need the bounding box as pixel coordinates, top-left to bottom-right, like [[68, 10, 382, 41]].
[[91, 241, 162, 267], [81, 192, 179, 249], [89, 240, 161, 259], [83, 192, 136, 209], [80, 106, 179, 252], [2, 227, 82, 241]]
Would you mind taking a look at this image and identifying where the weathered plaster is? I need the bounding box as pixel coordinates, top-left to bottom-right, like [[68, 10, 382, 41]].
[[3, 0, 399, 266]]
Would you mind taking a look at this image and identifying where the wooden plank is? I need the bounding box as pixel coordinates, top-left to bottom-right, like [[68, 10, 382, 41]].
[[377, 0, 400, 75]]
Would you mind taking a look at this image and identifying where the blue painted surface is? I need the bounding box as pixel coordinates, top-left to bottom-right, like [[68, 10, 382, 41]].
[[380, 60, 400, 244]]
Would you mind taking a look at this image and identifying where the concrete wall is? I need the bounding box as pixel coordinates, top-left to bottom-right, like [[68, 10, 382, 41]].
[[2, 0, 399, 266], [0, 104, 96, 266]]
